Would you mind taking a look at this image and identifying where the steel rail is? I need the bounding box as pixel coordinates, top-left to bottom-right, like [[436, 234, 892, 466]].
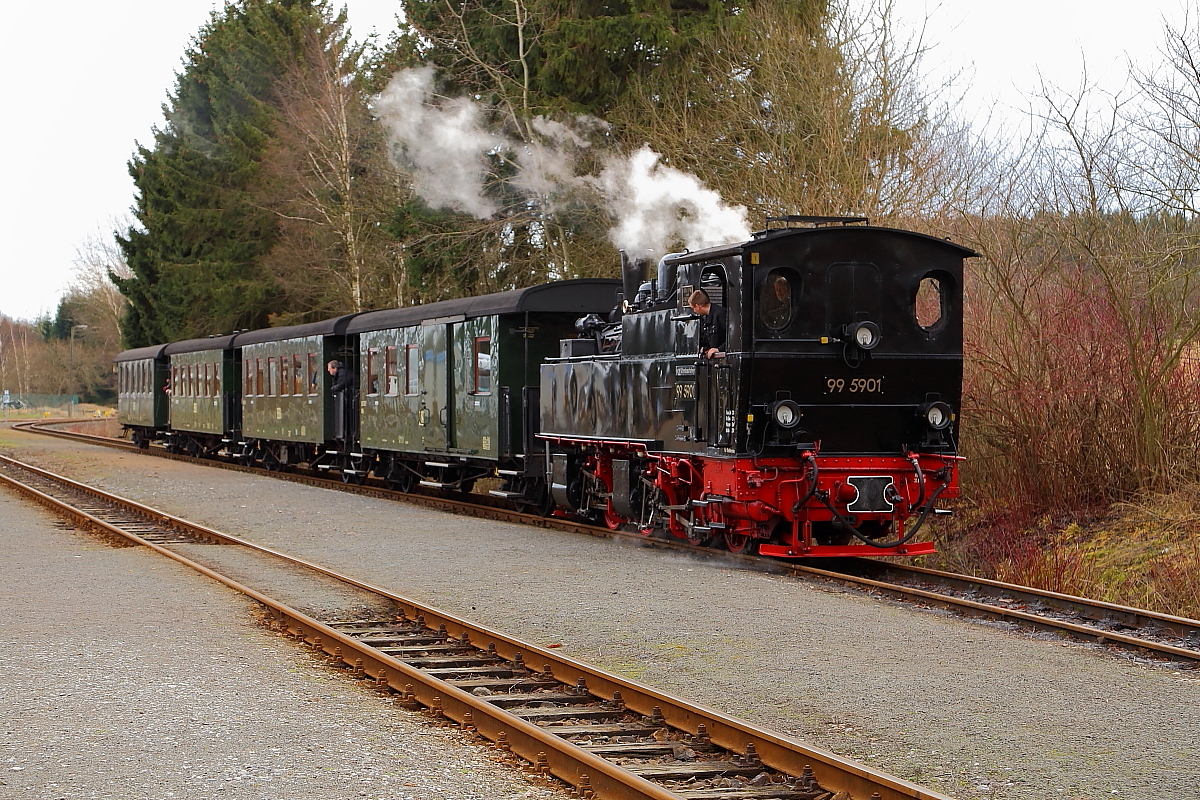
[[0, 453, 957, 800], [848, 559, 1200, 638], [15, 419, 1200, 665], [798, 560, 1200, 660]]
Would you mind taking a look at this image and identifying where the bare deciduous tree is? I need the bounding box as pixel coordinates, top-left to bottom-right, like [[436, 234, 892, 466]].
[[258, 23, 403, 320]]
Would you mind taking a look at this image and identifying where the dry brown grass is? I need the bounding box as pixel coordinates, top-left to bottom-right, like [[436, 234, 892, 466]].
[[927, 491, 1200, 619]]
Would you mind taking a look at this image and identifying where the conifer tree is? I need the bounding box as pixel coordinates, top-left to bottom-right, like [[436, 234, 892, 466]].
[[114, 0, 336, 347]]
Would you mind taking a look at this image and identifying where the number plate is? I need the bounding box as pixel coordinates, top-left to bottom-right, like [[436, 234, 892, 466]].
[[675, 382, 697, 401], [824, 377, 884, 394]]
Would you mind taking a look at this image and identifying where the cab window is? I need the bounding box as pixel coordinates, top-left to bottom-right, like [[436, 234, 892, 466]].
[[758, 269, 794, 332]]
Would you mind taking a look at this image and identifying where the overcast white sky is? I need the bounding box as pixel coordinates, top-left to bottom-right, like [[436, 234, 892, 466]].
[[0, 1, 1190, 322]]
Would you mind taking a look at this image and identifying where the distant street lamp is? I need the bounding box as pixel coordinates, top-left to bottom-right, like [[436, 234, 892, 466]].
[[69, 324, 89, 418]]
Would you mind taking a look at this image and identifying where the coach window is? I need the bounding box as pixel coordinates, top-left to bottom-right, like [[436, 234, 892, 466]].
[[255, 358, 265, 396], [384, 346, 399, 396], [914, 273, 948, 333], [474, 337, 492, 394], [212, 364, 221, 397], [305, 353, 317, 394], [292, 355, 304, 395], [279, 356, 289, 396], [405, 345, 419, 395], [758, 268, 794, 332], [203, 363, 211, 397], [366, 348, 380, 395]]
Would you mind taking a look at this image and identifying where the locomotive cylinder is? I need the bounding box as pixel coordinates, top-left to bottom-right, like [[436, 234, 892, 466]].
[[718, 500, 779, 523]]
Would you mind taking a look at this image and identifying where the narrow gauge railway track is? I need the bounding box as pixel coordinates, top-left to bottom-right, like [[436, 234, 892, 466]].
[[0, 453, 954, 800], [17, 419, 1200, 667]]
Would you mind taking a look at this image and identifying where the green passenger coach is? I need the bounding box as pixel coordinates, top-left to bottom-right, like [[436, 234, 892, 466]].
[[163, 336, 240, 456], [345, 280, 622, 495], [234, 315, 359, 470], [113, 280, 621, 495], [115, 344, 169, 445]]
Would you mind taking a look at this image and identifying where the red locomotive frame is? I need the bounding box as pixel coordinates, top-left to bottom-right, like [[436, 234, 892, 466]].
[[542, 434, 959, 558]]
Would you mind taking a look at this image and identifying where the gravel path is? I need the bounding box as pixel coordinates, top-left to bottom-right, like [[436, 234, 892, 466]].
[[3, 424, 1199, 800], [0, 465, 566, 799]]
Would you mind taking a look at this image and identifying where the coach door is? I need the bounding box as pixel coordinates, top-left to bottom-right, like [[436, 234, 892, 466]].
[[419, 319, 451, 450]]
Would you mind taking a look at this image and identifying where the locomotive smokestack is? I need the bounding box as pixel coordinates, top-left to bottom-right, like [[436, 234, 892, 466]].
[[620, 250, 652, 310]]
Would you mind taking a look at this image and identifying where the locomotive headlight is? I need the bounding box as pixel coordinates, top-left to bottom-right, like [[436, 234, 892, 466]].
[[849, 321, 881, 350], [923, 401, 953, 430], [771, 399, 802, 429]]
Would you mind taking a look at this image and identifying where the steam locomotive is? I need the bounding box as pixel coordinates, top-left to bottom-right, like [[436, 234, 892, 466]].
[[117, 216, 974, 558]]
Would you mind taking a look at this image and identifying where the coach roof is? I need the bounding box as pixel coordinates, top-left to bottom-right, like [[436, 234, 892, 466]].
[[232, 313, 364, 346], [163, 334, 239, 355], [345, 279, 622, 334], [113, 343, 169, 362]]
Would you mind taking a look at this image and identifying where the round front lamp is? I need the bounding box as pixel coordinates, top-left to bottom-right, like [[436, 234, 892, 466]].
[[923, 401, 953, 430], [771, 399, 803, 429], [849, 321, 881, 350]]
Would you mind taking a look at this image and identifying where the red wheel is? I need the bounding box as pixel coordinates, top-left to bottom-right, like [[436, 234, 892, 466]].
[[604, 501, 625, 530], [724, 531, 755, 554]]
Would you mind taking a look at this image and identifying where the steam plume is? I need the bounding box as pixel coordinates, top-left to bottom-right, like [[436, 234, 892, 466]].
[[375, 67, 499, 218], [597, 147, 749, 253], [376, 68, 750, 255]]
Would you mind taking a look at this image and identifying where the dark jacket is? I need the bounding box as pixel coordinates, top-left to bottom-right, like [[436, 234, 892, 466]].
[[330, 364, 357, 394], [701, 303, 728, 352]]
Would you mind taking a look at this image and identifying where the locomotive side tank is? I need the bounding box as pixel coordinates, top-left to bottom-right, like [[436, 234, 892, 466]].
[[539, 218, 975, 556]]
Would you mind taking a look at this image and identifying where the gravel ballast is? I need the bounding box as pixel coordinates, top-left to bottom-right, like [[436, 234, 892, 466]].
[[3, 425, 1199, 800], [0, 478, 565, 800]]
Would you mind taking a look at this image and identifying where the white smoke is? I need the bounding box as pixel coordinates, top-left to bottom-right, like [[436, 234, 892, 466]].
[[374, 67, 499, 218], [597, 146, 750, 254], [509, 116, 595, 198], [376, 68, 750, 254]]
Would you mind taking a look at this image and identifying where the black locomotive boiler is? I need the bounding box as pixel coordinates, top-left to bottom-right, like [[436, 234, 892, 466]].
[[116, 216, 974, 558]]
